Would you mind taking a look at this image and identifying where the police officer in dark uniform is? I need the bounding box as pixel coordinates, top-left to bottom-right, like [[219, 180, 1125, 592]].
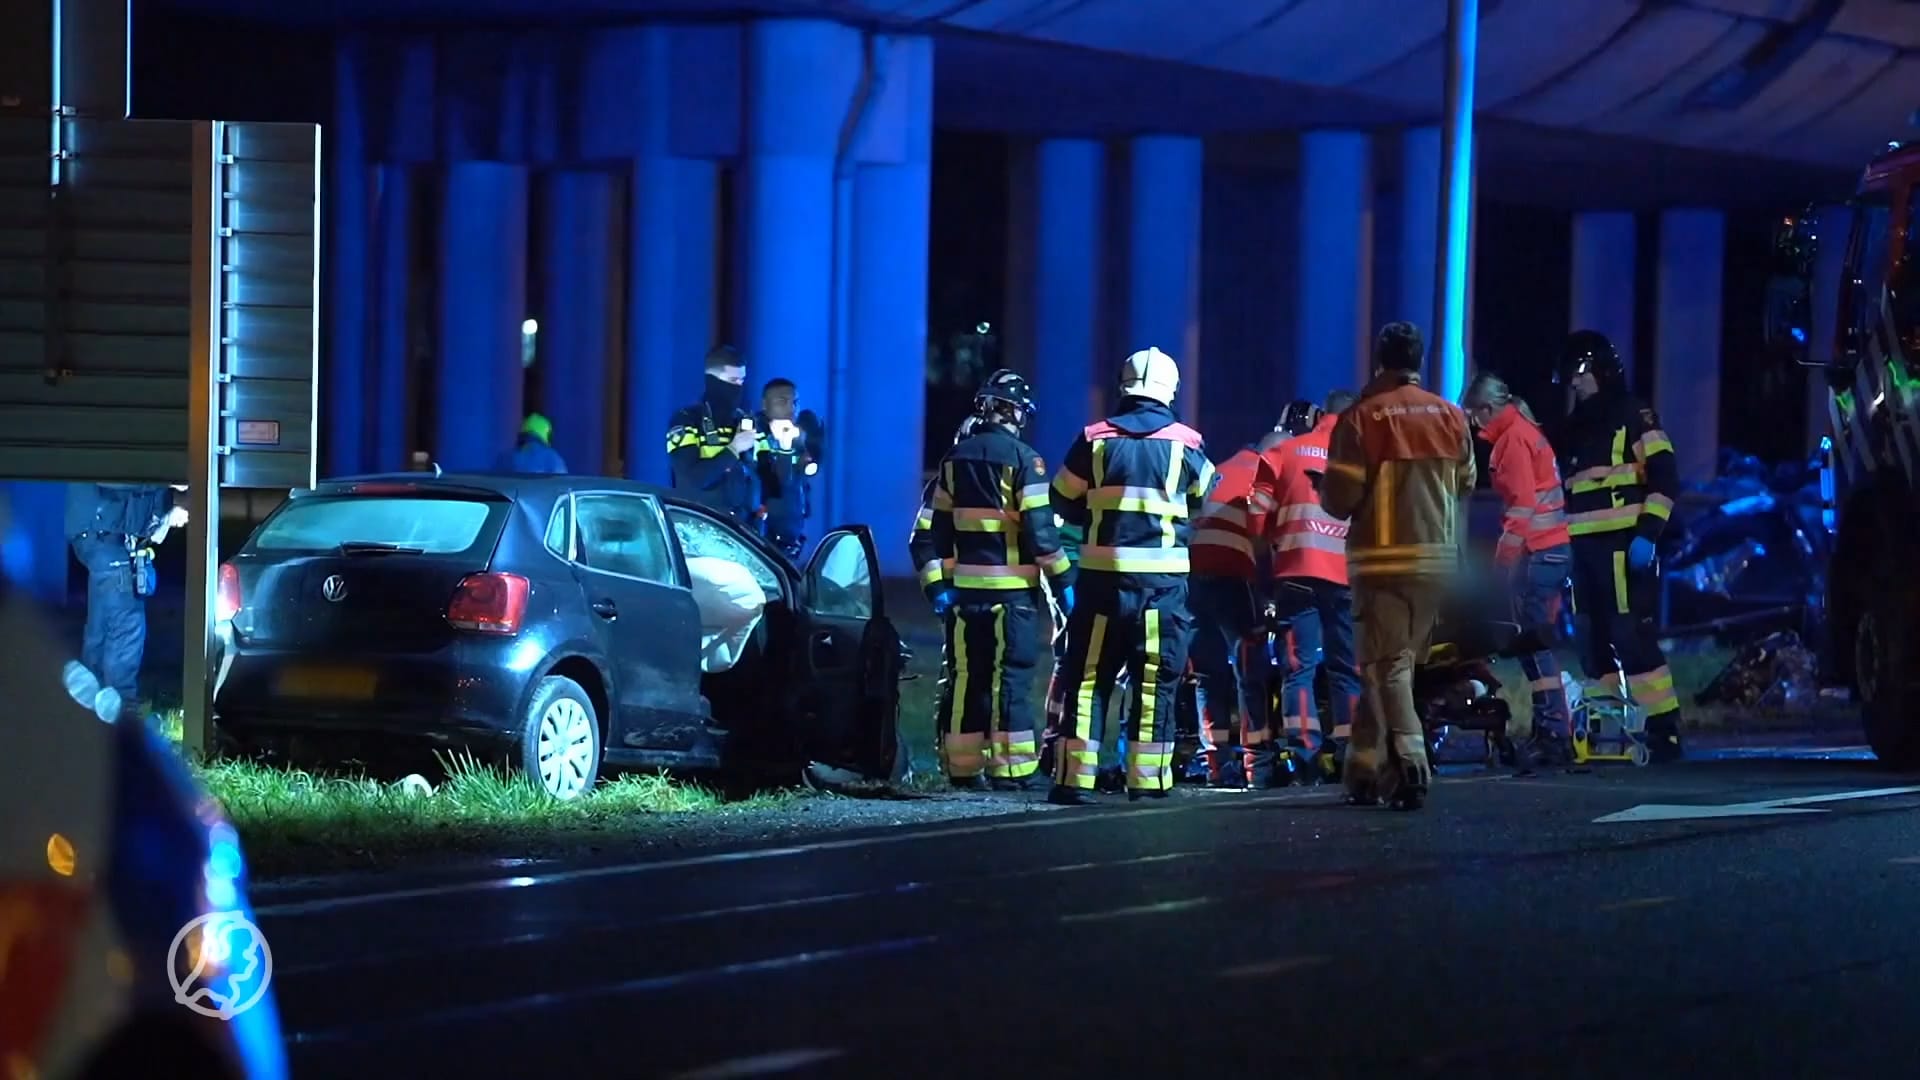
[[1048, 347, 1217, 805], [64, 482, 183, 723], [1556, 329, 1685, 761], [754, 378, 819, 559], [666, 345, 767, 528], [915, 372, 1074, 791]]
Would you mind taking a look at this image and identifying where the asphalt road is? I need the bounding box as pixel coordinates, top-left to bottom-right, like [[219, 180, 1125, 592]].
[[256, 741, 1920, 1079]]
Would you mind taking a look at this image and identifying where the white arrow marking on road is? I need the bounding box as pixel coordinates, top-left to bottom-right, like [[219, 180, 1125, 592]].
[[1593, 785, 1920, 824]]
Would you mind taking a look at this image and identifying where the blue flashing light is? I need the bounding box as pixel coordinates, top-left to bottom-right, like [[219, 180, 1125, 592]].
[[1434, 0, 1479, 404]]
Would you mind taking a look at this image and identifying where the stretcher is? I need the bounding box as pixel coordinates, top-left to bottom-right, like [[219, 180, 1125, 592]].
[[1418, 620, 1523, 769], [1570, 658, 1652, 767]]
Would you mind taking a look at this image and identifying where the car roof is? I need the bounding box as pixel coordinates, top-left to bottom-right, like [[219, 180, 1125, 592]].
[[309, 472, 681, 504], [306, 472, 803, 572]]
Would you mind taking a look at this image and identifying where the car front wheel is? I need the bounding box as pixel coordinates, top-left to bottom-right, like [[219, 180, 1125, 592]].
[[519, 675, 602, 799]]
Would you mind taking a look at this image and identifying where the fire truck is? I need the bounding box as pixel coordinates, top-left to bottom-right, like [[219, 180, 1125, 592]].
[[1777, 137, 1920, 767]]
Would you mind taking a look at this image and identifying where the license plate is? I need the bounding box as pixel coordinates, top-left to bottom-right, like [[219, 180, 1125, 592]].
[[276, 666, 378, 699]]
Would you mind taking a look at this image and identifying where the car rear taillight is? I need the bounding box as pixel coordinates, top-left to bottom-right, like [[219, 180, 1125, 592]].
[[447, 572, 529, 634], [217, 562, 242, 622]]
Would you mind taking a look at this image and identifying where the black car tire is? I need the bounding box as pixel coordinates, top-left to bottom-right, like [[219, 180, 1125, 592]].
[[518, 675, 603, 800], [1858, 574, 1920, 770]]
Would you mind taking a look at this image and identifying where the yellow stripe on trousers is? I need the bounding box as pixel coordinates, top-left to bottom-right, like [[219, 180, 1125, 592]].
[[1139, 607, 1160, 741], [989, 603, 1005, 747], [1056, 613, 1109, 790], [1612, 549, 1629, 615], [945, 617, 984, 778]]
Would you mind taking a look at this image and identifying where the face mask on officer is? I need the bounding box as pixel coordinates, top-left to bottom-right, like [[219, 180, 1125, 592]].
[[705, 365, 746, 412]]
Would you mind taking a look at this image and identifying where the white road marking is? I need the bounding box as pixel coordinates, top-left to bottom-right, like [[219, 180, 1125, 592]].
[[256, 781, 1439, 919], [1593, 785, 1920, 823], [668, 1049, 847, 1078], [1059, 897, 1217, 923], [1218, 955, 1330, 979], [278, 849, 1215, 977]]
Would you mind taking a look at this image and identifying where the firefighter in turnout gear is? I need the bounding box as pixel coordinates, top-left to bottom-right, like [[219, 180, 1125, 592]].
[[916, 372, 1074, 790], [1322, 323, 1475, 811], [1048, 347, 1217, 805], [909, 415, 983, 769], [1465, 372, 1576, 770], [1260, 393, 1363, 786], [1556, 330, 1684, 762]]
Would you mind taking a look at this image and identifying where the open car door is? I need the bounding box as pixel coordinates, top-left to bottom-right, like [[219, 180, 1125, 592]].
[[795, 526, 904, 780]]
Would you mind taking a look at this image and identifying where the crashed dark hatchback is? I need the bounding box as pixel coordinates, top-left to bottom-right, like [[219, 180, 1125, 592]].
[[212, 474, 904, 798]]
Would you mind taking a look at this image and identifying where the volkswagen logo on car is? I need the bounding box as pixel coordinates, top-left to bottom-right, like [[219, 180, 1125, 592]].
[[321, 574, 349, 603]]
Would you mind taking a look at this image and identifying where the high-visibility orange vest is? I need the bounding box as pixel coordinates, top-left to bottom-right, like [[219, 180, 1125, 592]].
[[1189, 446, 1271, 579], [1261, 415, 1348, 586]]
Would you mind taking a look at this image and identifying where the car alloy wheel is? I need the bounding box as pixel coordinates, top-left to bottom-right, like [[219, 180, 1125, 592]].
[[536, 697, 597, 799]]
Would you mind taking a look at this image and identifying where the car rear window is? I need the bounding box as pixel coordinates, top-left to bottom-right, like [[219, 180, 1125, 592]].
[[251, 496, 502, 555]]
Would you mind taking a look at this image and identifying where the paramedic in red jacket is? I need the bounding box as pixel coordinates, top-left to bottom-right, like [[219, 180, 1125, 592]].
[[1188, 429, 1287, 785], [1464, 372, 1575, 769], [1255, 393, 1363, 787]]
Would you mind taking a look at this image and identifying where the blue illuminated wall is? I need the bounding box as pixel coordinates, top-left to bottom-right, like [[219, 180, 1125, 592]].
[[1653, 209, 1724, 484], [539, 171, 616, 476], [1024, 139, 1106, 467], [323, 21, 936, 573], [1294, 131, 1373, 409], [1570, 210, 1638, 385], [1198, 165, 1294, 447], [1126, 136, 1205, 427]]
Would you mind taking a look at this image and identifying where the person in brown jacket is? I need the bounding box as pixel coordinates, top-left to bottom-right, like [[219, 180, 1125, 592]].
[[1320, 322, 1476, 810]]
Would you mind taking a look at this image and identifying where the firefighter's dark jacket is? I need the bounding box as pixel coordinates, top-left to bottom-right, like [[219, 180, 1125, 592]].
[[1559, 389, 1678, 544], [64, 484, 170, 541], [910, 425, 1074, 603], [1048, 397, 1217, 589], [666, 401, 768, 523]]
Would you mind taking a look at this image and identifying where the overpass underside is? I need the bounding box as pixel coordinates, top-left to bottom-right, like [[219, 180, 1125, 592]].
[[6, 1, 1914, 584]]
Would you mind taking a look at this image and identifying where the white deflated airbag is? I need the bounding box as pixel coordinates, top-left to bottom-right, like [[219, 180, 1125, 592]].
[[685, 555, 768, 673]]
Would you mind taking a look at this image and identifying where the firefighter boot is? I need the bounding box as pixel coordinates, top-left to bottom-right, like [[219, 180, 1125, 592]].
[[1243, 745, 1276, 789], [1283, 744, 1323, 787], [1388, 760, 1428, 812], [1533, 733, 1577, 772], [1341, 746, 1383, 806], [1645, 718, 1684, 763], [1048, 784, 1092, 807], [950, 775, 990, 792]]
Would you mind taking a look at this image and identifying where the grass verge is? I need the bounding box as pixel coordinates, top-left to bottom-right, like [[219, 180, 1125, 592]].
[[187, 747, 800, 877], [172, 604, 1843, 875]]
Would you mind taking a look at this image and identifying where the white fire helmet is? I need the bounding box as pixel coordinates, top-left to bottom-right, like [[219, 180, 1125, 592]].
[[1119, 347, 1180, 406]]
